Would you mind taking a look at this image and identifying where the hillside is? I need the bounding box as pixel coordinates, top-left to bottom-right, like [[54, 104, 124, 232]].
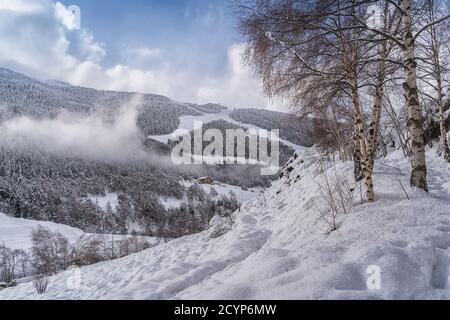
[[0, 68, 200, 137], [0, 68, 312, 239], [0, 68, 311, 145], [1, 148, 449, 299]]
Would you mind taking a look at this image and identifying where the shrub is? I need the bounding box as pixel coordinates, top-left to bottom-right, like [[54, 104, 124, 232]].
[[33, 275, 48, 294]]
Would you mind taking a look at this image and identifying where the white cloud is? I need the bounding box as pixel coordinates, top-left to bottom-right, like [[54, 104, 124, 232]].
[[79, 30, 106, 63], [194, 44, 287, 110], [0, 0, 45, 13], [0, 0, 280, 110]]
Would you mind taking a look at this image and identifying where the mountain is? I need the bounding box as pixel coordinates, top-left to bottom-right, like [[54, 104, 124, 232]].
[[0, 67, 200, 136], [0, 68, 313, 144]]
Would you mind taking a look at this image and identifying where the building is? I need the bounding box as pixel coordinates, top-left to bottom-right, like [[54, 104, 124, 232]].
[[197, 176, 214, 185]]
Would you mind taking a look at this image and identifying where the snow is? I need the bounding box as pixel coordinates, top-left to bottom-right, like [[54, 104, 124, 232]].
[[88, 192, 119, 212], [160, 182, 261, 210], [160, 197, 185, 210], [199, 182, 261, 204], [0, 213, 84, 251], [1, 148, 450, 300], [183, 180, 262, 204]]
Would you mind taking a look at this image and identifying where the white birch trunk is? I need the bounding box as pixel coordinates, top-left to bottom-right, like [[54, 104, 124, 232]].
[[401, 0, 428, 191]]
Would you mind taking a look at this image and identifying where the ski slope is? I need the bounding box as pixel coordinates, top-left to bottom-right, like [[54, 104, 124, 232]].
[[1, 148, 450, 300], [149, 109, 304, 151]]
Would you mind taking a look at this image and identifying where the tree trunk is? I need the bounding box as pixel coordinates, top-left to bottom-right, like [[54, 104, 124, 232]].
[[367, 58, 386, 172], [347, 3, 374, 202], [353, 120, 363, 182], [401, 0, 428, 191], [434, 54, 450, 161], [438, 99, 450, 161], [351, 86, 375, 202], [430, 22, 450, 161]]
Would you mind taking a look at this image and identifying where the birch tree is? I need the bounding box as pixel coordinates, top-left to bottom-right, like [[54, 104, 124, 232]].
[[356, 0, 450, 190], [416, 0, 450, 161], [233, 0, 400, 202]]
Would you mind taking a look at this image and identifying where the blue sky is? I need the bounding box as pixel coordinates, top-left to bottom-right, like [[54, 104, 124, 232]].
[[0, 0, 279, 109], [60, 0, 239, 71]]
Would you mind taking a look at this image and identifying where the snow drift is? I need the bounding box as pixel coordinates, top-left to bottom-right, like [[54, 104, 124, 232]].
[[1, 148, 449, 300]]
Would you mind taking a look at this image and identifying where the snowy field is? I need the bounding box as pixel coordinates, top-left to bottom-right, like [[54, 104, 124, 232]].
[[0, 213, 160, 252], [1, 148, 449, 300], [0, 213, 85, 250]]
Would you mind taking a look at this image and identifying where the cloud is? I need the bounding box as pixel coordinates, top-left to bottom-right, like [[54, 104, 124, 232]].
[[79, 30, 106, 63], [194, 44, 287, 110], [0, 0, 45, 13], [0, 95, 148, 161], [0, 0, 280, 110]]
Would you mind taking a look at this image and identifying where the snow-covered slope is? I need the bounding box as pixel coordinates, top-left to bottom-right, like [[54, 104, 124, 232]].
[[161, 181, 261, 210], [0, 213, 84, 250], [1, 149, 449, 300]]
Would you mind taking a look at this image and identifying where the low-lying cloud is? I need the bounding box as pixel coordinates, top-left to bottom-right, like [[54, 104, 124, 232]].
[[0, 95, 151, 162]]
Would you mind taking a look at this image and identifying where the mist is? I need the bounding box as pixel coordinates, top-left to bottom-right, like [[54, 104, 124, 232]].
[[0, 94, 161, 162]]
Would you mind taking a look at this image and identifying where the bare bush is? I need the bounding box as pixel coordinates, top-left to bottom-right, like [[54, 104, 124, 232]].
[[316, 167, 357, 234], [33, 275, 48, 294], [31, 226, 72, 275], [30, 226, 152, 278], [71, 235, 105, 266], [0, 244, 15, 284], [117, 236, 152, 258], [0, 244, 32, 287], [13, 249, 31, 279]]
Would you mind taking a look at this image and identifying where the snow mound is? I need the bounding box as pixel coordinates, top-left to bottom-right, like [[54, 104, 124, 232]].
[[1, 149, 450, 300]]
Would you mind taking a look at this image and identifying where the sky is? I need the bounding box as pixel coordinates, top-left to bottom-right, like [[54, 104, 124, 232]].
[[0, 0, 283, 109]]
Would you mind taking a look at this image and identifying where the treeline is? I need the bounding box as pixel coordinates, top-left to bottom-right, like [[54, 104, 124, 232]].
[[188, 103, 228, 114]]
